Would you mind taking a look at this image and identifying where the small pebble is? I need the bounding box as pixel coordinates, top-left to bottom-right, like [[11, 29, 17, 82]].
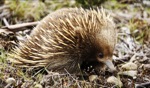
[[121, 62, 138, 70], [107, 76, 123, 87], [143, 64, 150, 70], [34, 83, 43, 88], [6, 77, 16, 84], [89, 75, 98, 82], [119, 70, 137, 79]]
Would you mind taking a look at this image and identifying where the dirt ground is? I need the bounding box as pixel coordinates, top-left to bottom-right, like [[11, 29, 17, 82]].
[[0, 0, 150, 88]]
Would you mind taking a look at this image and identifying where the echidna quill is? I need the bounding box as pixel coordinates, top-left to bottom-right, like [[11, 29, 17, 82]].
[[8, 7, 117, 74]]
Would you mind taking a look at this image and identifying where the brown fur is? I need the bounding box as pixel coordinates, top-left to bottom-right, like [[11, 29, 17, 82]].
[[8, 8, 116, 74]]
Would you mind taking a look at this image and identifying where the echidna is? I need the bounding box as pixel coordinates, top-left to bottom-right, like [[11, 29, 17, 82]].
[[8, 8, 117, 74]]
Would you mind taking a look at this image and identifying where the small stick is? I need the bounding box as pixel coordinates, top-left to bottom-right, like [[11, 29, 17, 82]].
[[0, 5, 9, 11], [2, 18, 39, 30], [64, 69, 81, 88], [135, 82, 150, 88]]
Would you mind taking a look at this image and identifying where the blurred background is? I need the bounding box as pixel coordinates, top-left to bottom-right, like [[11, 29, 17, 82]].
[[0, 0, 150, 88]]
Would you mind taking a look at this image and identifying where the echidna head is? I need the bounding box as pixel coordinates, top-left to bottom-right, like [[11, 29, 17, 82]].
[[95, 24, 116, 72], [78, 8, 117, 73]]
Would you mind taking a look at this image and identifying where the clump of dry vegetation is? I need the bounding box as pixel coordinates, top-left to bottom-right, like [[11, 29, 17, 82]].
[[0, 0, 150, 87]]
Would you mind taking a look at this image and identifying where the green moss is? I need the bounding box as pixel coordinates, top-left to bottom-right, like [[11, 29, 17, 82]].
[[75, 0, 107, 8], [0, 49, 7, 64], [129, 18, 148, 44], [7, 0, 47, 22], [103, 0, 128, 10], [44, 0, 76, 11]]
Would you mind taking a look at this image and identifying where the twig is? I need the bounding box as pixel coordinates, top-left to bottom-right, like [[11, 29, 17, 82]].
[[135, 82, 150, 88], [64, 69, 81, 88], [2, 18, 39, 30], [3, 18, 9, 27], [0, 5, 9, 11]]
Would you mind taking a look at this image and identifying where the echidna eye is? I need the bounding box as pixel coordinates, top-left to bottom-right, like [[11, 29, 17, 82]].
[[98, 53, 104, 58]]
